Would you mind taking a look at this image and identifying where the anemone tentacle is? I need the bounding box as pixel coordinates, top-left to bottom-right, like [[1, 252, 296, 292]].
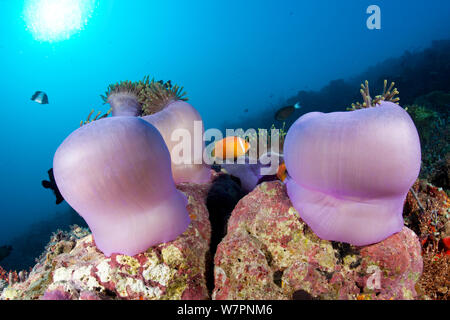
[[349, 80, 400, 111], [101, 76, 188, 117], [80, 108, 111, 127]]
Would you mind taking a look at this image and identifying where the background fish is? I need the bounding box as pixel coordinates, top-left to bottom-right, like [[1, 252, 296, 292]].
[[41, 168, 64, 204], [275, 102, 301, 121], [31, 91, 49, 104], [0, 245, 12, 263]]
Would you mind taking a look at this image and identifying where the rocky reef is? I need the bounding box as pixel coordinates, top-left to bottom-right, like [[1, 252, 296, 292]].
[[406, 91, 450, 192], [1, 74, 448, 300], [404, 180, 450, 299], [1, 181, 212, 300], [213, 182, 423, 300], [1, 178, 449, 300]]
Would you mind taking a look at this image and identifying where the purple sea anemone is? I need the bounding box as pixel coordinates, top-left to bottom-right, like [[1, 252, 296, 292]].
[[53, 117, 190, 256], [284, 99, 421, 246], [102, 77, 210, 184], [221, 152, 284, 193]]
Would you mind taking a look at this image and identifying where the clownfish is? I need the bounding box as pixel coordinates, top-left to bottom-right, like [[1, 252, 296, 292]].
[[212, 136, 250, 160], [277, 162, 288, 182]]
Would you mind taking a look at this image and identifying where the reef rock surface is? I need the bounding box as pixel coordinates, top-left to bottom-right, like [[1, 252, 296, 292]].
[[1, 182, 211, 300], [213, 181, 423, 300]]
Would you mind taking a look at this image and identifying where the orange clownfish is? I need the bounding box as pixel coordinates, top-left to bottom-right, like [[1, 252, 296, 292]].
[[277, 162, 288, 182], [212, 136, 250, 160]]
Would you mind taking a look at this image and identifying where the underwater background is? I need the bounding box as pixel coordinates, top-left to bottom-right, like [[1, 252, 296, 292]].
[[0, 0, 449, 270]]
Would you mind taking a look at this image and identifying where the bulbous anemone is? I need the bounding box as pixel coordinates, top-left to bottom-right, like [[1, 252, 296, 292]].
[[143, 100, 211, 183], [284, 101, 421, 246], [102, 77, 210, 184], [53, 117, 190, 256]]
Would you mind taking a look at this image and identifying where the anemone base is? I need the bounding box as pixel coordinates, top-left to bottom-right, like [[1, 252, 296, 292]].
[[285, 178, 405, 246]]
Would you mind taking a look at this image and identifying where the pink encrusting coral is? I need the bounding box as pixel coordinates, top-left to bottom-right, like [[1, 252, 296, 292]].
[[53, 117, 190, 256], [284, 101, 421, 246]]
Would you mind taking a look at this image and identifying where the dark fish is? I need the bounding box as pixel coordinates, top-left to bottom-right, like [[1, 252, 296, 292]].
[[157, 80, 172, 89], [0, 245, 12, 263], [42, 168, 64, 204], [31, 91, 49, 104], [274, 102, 301, 121], [243, 108, 249, 113]]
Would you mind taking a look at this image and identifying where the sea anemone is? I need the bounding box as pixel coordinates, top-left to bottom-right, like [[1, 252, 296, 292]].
[[100, 76, 210, 184], [284, 81, 421, 246], [101, 77, 187, 116], [53, 117, 190, 256]]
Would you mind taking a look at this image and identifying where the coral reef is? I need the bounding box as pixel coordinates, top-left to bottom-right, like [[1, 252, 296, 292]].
[[213, 182, 423, 300], [291, 40, 450, 114], [0, 208, 87, 271], [0, 182, 212, 300], [428, 155, 450, 194], [418, 247, 450, 300], [53, 117, 190, 256], [403, 180, 450, 299], [406, 92, 449, 190]]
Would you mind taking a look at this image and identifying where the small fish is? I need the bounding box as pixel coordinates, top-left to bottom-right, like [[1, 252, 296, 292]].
[[277, 162, 288, 182], [212, 136, 250, 160], [157, 80, 172, 89], [42, 168, 64, 204], [0, 245, 12, 263], [243, 108, 249, 113], [31, 91, 49, 104], [275, 102, 301, 121]]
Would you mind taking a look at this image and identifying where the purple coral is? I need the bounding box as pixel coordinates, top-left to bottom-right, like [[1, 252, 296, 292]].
[[284, 101, 421, 246], [53, 117, 190, 256]]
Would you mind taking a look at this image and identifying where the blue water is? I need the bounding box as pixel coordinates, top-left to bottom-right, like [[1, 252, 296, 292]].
[[0, 0, 449, 247]]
